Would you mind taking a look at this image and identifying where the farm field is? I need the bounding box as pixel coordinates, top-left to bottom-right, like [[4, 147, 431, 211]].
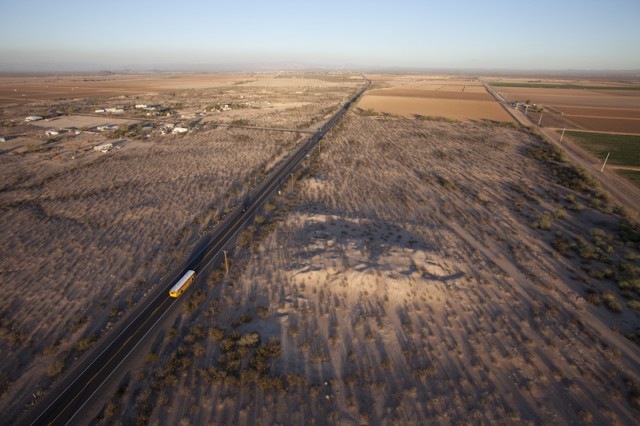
[[562, 131, 640, 188], [100, 111, 640, 424], [0, 72, 363, 422], [489, 79, 640, 133], [617, 170, 640, 187], [358, 76, 514, 122], [490, 81, 640, 90], [562, 131, 640, 167]]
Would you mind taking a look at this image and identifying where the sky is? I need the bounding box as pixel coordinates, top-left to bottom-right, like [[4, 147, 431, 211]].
[[1, 0, 639, 71]]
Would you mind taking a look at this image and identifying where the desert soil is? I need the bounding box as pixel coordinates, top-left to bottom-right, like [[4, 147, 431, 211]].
[[99, 111, 640, 425], [0, 73, 363, 422]]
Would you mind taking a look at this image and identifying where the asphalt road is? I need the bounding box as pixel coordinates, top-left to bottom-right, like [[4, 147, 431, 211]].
[[19, 78, 370, 426]]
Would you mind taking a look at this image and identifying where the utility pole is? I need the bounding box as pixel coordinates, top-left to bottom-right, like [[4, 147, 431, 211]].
[[600, 152, 610, 173], [223, 250, 229, 274], [560, 128, 566, 142]]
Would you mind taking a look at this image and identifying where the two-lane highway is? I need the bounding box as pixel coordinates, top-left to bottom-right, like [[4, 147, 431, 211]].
[[19, 78, 370, 426]]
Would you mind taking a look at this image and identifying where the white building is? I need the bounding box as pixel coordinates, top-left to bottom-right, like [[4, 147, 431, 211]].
[[25, 116, 43, 122], [45, 130, 59, 136], [97, 125, 118, 132], [172, 127, 188, 134], [94, 143, 113, 152]]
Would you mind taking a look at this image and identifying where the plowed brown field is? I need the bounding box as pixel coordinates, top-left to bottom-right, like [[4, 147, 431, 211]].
[[494, 82, 640, 133], [555, 106, 640, 119], [498, 87, 640, 109], [561, 115, 640, 134], [360, 77, 513, 122], [367, 88, 492, 101]]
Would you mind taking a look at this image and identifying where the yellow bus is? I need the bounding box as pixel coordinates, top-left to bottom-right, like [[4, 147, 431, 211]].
[[169, 270, 196, 298]]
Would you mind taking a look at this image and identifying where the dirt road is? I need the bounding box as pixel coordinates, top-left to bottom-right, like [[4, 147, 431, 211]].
[[485, 83, 640, 220], [539, 123, 640, 219]]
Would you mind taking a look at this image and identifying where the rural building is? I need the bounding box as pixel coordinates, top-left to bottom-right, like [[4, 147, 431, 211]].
[[172, 127, 188, 134], [105, 108, 124, 113], [95, 109, 106, 113], [137, 104, 159, 111], [96, 124, 118, 132], [45, 130, 59, 136], [0, 137, 6, 143], [25, 116, 43, 122], [63, 127, 81, 135], [94, 143, 113, 152]]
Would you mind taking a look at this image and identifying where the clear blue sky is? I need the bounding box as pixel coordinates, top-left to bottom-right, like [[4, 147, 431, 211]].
[[1, 0, 639, 71]]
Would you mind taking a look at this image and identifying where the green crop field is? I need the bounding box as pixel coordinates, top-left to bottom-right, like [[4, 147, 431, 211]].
[[489, 82, 640, 90], [616, 170, 640, 188], [563, 131, 640, 167]]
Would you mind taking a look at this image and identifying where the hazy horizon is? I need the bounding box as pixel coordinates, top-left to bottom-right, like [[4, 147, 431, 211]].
[[1, 0, 640, 72]]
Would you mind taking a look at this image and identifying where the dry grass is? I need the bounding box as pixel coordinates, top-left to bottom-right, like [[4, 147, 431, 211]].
[[108, 110, 640, 424], [0, 73, 363, 421]]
